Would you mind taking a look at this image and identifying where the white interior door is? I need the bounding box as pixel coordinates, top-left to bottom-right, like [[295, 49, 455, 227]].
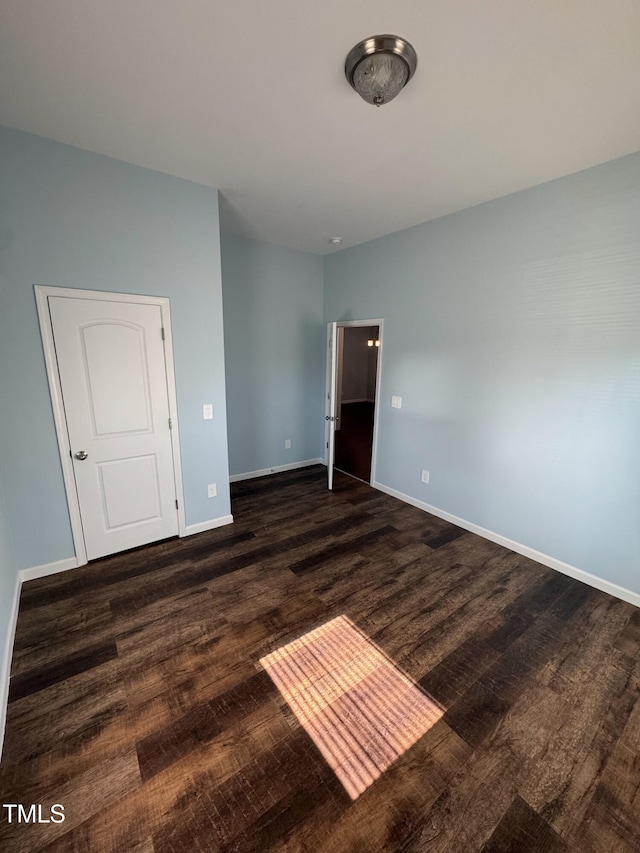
[[326, 322, 338, 490], [48, 295, 179, 560]]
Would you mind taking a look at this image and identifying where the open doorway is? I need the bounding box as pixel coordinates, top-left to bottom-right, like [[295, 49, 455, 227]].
[[335, 325, 379, 482]]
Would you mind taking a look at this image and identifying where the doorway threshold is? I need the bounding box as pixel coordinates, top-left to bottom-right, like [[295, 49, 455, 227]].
[[334, 467, 371, 486]]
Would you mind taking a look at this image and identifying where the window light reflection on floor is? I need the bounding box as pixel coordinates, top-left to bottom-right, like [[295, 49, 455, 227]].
[[260, 615, 444, 800]]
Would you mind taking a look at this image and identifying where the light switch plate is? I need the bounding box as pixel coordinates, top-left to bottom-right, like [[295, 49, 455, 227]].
[[203, 404, 213, 420], [391, 396, 402, 409]]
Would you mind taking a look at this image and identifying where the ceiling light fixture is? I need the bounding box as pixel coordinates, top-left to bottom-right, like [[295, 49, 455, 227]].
[[345, 35, 417, 107], [330, 237, 343, 246]]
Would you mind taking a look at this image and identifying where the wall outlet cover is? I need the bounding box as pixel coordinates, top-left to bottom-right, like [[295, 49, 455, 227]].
[[421, 470, 430, 484], [203, 404, 213, 420], [285, 439, 291, 449], [207, 483, 217, 498], [391, 396, 402, 409]]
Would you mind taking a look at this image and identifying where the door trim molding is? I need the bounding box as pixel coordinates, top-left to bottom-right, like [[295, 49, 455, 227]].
[[35, 286, 187, 566], [325, 318, 384, 486]]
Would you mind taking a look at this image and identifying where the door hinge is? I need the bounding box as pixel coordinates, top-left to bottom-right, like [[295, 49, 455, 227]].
[[326, 442, 329, 449], [161, 327, 165, 341], [175, 499, 179, 510], [168, 417, 173, 430]]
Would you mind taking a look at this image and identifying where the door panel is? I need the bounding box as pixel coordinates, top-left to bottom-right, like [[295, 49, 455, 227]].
[[82, 322, 153, 435], [49, 296, 179, 559], [97, 454, 161, 529]]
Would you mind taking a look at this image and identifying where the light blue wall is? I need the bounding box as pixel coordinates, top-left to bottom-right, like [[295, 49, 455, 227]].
[[1, 122, 638, 605], [325, 153, 640, 593], [0, 126, 230, 570], [221, 234, 325, 476]]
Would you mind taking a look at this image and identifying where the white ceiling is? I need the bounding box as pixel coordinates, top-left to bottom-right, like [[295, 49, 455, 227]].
[[1, 1, 639, 255]]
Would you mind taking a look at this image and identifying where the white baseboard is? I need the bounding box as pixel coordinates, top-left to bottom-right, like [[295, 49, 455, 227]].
[[0, 571, 22, 760], [183, 514, 234, 536], [19, 556, 78, 584], [229, 458, 324, 483], [373, 481, 640, 610]]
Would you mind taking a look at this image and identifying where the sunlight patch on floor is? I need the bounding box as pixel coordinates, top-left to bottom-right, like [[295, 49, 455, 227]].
[[260, 615, 444, 799]]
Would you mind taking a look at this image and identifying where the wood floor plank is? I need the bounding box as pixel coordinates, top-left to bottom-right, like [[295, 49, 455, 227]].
[[136, 669, 276, 781], [1, 466, 639, 853], [1, 748, 140, 853], [11, 601, 115, 676], [39, 699, 293, 853], [567, 689, 640, 852], [2, 658, 127, 764], [480, 795, 569, 853], [8, 642, 119, 703]]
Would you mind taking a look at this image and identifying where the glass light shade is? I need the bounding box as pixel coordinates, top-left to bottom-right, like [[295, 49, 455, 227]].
[[367, 339, 374, 347], [345, 35, 417, 108], [352, 53, 409, 106]]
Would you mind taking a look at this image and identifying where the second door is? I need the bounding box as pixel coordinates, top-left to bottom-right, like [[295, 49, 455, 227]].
[[48, 294, 179, 560]]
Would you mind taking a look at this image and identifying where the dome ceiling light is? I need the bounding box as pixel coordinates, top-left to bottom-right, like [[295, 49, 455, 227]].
[[345, 35, 417, 107]]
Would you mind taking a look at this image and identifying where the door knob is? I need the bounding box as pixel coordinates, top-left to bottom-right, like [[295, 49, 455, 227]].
[[74, 450, 88, 461]]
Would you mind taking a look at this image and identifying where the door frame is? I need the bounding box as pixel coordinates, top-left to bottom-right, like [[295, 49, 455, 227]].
[[325, 318, 384, 486], [35, 285, 187, 567]]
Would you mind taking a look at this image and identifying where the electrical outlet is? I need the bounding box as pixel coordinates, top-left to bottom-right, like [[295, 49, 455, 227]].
[[203, 404, 213, 420], [421, 469, 430, 484], [391, 396, 402, 409], [207, 483, 217, 498], [285, 439, 291, 449]]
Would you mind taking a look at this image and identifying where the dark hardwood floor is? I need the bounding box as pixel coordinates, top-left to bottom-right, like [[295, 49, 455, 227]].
[[335, 402, 374, 482], [1, 466, 639, 852]]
